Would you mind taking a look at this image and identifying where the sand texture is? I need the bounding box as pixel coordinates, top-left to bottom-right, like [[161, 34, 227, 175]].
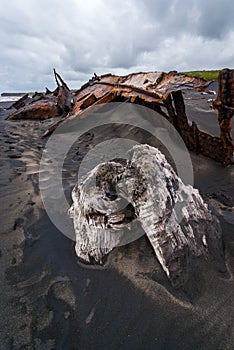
[[0, 86, 234, 350]]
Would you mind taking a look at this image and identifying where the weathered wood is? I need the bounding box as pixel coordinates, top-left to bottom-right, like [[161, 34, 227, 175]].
[[69, 145, 225, 288]]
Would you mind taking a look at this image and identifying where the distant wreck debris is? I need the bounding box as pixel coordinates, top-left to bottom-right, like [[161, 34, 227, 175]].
[[6, 68, 234, 165], [6, 69, 74, 120], [69, 145, 225, 288]]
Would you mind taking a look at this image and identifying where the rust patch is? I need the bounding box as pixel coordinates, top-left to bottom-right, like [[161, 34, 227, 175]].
[[7, 101, 60, 120]]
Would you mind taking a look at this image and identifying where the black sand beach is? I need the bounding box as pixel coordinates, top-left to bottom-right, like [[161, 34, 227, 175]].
[[0, 87, 234, 349]]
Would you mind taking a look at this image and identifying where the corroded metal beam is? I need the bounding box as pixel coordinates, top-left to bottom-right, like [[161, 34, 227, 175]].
[[213, 68, 234, 165]]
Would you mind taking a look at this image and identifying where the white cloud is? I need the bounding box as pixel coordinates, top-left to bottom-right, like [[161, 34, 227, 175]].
[[135, 31, 234, 72], [0, 0, 233, 92]]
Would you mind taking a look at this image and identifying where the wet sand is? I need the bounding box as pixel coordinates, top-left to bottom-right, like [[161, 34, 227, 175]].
[[0, 91, 234, 350]]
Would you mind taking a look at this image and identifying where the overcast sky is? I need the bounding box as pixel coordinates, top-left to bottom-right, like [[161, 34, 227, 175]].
[[0, 0, 234, 92]]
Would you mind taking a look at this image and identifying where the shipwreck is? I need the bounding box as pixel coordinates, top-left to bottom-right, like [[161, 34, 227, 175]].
[[6, 68, 234, 166]]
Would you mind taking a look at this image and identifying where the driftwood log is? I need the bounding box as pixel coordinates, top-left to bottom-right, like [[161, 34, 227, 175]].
[[69, 144, 225, 288]]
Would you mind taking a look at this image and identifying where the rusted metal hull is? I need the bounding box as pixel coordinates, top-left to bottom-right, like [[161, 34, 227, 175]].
[[65, 70, 233, 165], [5, 69, 234, 165]]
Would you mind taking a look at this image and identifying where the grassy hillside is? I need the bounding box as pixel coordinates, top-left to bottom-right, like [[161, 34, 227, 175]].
[[184, 70, 220, 80]]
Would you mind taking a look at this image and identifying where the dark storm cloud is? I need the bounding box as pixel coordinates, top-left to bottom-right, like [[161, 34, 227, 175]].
[[141, 0, 234, 38], [0, 0, 233, 92], [194, 0, 234, 38]]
